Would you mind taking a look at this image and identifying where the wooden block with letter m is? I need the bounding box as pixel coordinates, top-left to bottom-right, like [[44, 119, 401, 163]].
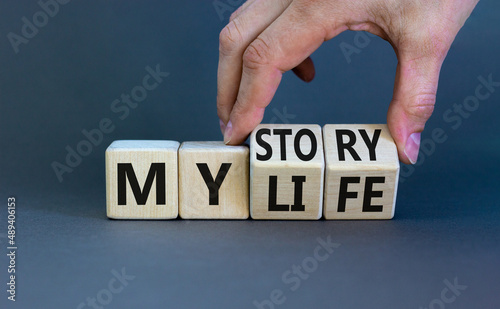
[[323, 124, 399, 219], [105, 140, 179, 219]]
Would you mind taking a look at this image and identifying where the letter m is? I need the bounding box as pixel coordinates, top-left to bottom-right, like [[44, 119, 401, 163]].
[[117, 163, 166, 205]]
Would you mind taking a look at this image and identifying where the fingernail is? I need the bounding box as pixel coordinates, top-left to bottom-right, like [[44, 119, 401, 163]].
[[219, 118, 226, 135], [404, 132, 421, 164], [224, 120, 233, 145]]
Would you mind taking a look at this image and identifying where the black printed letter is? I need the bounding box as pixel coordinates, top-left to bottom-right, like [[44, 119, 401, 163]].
[[196, 163, 232, 205]]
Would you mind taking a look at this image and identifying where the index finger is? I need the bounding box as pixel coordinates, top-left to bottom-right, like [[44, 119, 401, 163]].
[[225, 3, 342, 144]]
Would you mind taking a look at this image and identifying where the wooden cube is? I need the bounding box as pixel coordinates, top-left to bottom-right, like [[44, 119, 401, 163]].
[[250, 124, 324, 220], [105, 140, 179, 219], [323, 124, 399, 219], [178, 141, 249, 219]]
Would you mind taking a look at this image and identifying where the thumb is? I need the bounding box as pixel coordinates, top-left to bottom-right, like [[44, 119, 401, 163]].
[[387, 55, 444, 165]]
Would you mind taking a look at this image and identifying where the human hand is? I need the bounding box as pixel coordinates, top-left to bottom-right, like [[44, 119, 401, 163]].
[[216, 0, 479, 164]]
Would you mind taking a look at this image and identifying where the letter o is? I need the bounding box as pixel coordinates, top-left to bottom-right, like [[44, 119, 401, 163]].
[[463, 96, 479, 112], [131, 86, 147, 102], [302, 257, 318, 273], [294, 129, 317, 161], [33, 11, 49, 28], [77, 140, 93, 156], [97, 289, 113, 305]]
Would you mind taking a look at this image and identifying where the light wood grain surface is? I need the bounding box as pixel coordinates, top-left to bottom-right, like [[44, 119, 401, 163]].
[[178, 141, 249, 219], [106, 140, 179, 219], [250, 124, 324, 220], [323, 124, 399, 219]]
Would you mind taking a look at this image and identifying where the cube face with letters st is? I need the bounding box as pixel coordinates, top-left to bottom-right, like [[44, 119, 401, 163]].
[[178, 141, 249, 219], [105, 140, 179, 219], [250, 124, 324, 220], [323, 124, 399, 219]]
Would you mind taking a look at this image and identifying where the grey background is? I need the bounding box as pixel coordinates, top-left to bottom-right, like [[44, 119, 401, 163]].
[[0, 0, 499, 308]]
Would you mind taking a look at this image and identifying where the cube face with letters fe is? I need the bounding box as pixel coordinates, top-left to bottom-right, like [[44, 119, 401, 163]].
[[323, 124, 399, 219], [250, 124, 324, 220], [178, 141, 249, 219], [106, 140, 179, 219]]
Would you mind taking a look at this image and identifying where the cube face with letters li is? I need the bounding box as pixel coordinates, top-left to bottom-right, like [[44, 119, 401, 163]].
[[250, 124, 324, 220], [178, 141, 249, 219], [106, 140, 179, 219], [323, 124, 399, 219]]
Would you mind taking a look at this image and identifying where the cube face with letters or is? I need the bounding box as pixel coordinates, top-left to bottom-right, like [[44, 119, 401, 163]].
[[323, 124, 399, 219], [105, 140, 179, 219], [178, 141, 249, 219], [250, 124, 324, 220]]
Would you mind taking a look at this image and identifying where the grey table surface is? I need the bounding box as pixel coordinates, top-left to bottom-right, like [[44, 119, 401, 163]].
[[0, 1, 499, 308]]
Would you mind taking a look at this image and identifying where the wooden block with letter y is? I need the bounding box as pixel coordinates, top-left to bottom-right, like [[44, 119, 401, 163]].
[[250, 124, 324, 220], [106, 140, 179, 219], [178, 141, 249, 219], [323, 124, 399, 219]]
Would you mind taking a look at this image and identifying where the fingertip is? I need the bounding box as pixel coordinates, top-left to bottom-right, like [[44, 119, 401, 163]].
[[293, 67, 315, 82], [387, 110, 421, 165], [219, 118, 226, 136], [225, 105, 265, 146], [387, 57, 441, 165], [223, 120, 233, 144], [398, 154, 412, 165], [403, 132, 421, 164], [387, 106, 412, 165], [304, 70, 315, 83], [223, 120, 255, 146], [225, 135, 247, 146], [292, 57, 315, 83]]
